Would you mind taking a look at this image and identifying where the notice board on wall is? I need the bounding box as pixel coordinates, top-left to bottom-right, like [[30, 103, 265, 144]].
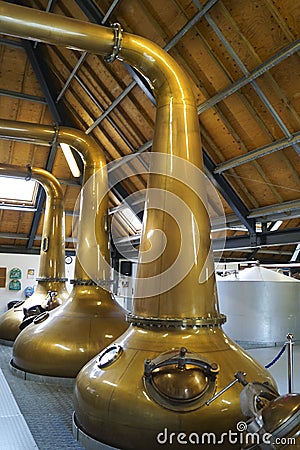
[[0, 267, 7, 288]]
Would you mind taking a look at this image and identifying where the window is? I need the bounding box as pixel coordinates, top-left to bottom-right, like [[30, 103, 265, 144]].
[[0, 176, 38, 209], [119, 207, 142, 235]]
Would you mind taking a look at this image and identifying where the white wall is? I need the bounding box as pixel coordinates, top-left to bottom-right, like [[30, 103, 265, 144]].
[[114, 260, 137, 312], [0, 253, 75, 315]]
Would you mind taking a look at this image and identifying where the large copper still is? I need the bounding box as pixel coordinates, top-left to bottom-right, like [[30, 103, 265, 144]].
[[0, 3, 297, 449], [0, 118, 127, 378], [0, 162, 69, 343]]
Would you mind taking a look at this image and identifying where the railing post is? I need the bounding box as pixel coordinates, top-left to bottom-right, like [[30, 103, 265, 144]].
[[286, 333, 294, 394]]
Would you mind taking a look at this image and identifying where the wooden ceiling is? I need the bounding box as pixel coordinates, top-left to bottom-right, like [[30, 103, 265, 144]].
[[0, 0, 299, 263]]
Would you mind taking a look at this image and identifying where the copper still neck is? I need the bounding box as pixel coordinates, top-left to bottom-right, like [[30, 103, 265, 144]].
[[0, 119, 109, 287], [0, 1, 222, 324], [0, 163, 66, 282]]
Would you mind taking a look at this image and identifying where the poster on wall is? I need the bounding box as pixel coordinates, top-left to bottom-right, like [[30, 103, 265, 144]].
[[27, 268, 35, 279], [9, 267, 22, 279], [9, 279, 21, 291]]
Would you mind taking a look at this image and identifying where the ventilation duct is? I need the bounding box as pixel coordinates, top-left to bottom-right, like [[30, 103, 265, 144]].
[[0, 163, 68, 343]]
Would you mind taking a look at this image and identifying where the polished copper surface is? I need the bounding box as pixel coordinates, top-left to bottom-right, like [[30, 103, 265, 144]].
[[0, 119, 127, 377], [13, 284, 127, 378], [40, 291, 62, 310], [243, 393, 300, 449], [0, 164, 68, 342], [152, 365, 209, 401], [74, 327, 276, 449], [262, 393, 300, 433], [0, 3, 279, 448]]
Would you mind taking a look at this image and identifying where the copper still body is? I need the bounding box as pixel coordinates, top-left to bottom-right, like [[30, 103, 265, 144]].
[[0, 2, 298, 449], [0, 119, 127, 378], [0, 163, 69, 343]]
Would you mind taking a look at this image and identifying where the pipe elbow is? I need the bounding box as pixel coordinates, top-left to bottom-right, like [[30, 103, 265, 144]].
[[120, 33, 196, 109], [58, 127, 106, 170], [32, 168, 64, 202]]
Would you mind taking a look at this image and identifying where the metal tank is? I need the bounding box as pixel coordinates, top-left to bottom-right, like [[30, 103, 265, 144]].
[[217, 265, 300, 346], [0, 118, 128, 378], [1, 3, 297, 450], [0, 163, 69, 344]]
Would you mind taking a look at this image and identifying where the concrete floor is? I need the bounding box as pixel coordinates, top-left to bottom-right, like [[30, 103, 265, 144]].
[[0, 344, 84, 450], [0, 343, 299, 450]]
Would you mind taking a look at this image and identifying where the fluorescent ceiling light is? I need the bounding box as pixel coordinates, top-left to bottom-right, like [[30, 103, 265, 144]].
[[269, 220, 283, 231], [290, 243, 300, 262], [0, 205, 37, 212], [60, 143, 81, 178]]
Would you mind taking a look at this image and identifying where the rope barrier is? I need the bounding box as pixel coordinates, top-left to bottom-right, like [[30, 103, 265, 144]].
[[264, 343, 286, 369]]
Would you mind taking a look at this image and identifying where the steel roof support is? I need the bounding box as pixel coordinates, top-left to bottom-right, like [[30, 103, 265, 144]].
[[22, 41, 83, 249], [76, 0, 219, 131], [199, 8, 300, 156], [203, 151, 256, 234], [74, 75, 135, 151], [215, 131, 300, 173], [248, 199, 300, 220], [213, 227, 300, 251], [0, 36, 23, 47], [86, 80, 136, 134], [56, 0, 121, 103], [0, 88, 46, 104], [197, 39, 300, 114]]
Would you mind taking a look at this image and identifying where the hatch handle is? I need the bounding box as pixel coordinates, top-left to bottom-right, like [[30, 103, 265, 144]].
[[144, 347, 219, 380]]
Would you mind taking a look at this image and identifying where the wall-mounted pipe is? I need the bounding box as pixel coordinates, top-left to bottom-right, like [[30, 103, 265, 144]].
[[0, 3, 279, 449], [0, 163, 69, 342], [0, 119, 128, 377]]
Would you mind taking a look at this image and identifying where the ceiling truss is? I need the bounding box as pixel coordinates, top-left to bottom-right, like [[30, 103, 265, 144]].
[[0, 0, 299, 263]]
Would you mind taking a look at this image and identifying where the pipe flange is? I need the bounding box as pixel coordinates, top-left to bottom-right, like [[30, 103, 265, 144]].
[[104, 23, 123, 63], [126, 314, 226, 328], [36, 277, 68, 282], [70, 278, 112, 287], [70, 279, 98, 286]]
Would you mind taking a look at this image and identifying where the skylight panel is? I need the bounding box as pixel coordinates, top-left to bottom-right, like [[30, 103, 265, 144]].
[[119, 207, 142, 234], [0, 176, 38, 207]]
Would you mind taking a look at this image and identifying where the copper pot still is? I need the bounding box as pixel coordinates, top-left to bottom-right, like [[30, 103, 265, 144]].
[[0, 163, 68, 343], [0, 119, 128, 378]]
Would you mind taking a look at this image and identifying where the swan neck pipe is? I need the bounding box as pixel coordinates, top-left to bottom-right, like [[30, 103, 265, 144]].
[[0, 163, 65, 280], [0, 3, 220, 321], [0, 119, 109, 283]]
